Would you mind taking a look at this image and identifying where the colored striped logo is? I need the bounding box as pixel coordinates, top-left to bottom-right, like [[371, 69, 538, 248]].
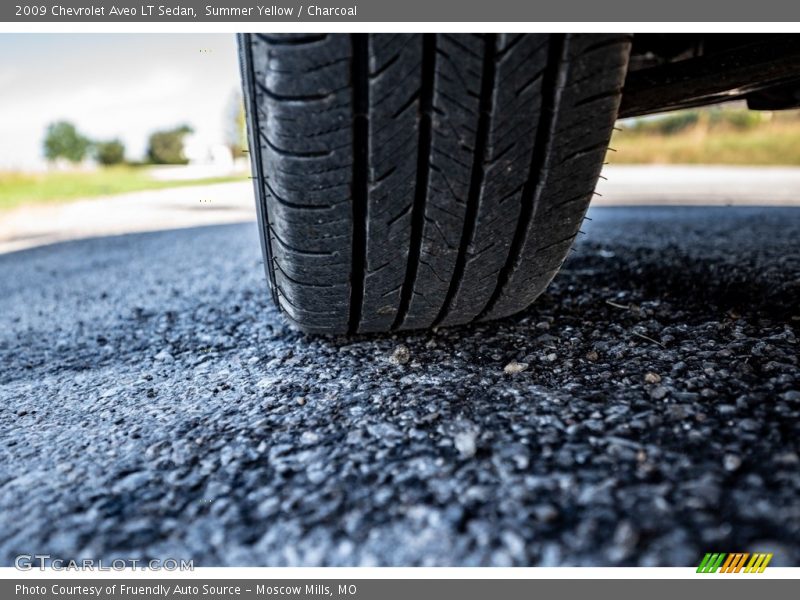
[[696, 553, 773, 573]]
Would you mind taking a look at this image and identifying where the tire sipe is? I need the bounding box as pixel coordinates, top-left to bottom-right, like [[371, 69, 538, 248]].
[[238, 33, 631, 334]]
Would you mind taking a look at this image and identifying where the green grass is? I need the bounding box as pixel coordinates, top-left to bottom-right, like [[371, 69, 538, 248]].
[[612, 110, 800, 165], [0, 166, 247, 211]]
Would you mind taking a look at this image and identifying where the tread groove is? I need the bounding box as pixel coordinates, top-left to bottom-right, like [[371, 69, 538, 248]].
[[391, 89, 422, 119], [260, 131, 333, 158], [558, 141, 609, 166], [515, 68, 545, 97], [256, 34, 328, 46], [580, 35, 634, 56], [573, 87, 622, 108], [393, 34, 436, 330], [265, 179, 338, 211], [497, 33, 526, 59], [349, 34, 369, 335], [433, 34, 497, 327], [370, 52, 401, 79], [272, 258, 335, 288], [478, 35, 566, 320], [255, 80, 336, 102], [269, 226, 336, 257]]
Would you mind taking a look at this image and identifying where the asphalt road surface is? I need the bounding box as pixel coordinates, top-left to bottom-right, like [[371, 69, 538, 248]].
[[1, 206, 798, 567]]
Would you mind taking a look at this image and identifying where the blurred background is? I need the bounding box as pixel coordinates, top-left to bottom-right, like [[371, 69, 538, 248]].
[[2, 33, 800, 253], [614, 107, 800, 166], [0, 34, 253, 252], [1, 34, 249, 186]]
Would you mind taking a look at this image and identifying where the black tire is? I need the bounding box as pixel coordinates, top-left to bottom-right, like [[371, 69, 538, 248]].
[[239, 33, 631, 334]]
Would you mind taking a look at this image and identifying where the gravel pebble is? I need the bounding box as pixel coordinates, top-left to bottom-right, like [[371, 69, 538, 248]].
[[389, 345, 410, 365], [724, 454, 743, 472], [644, 372, 662, 384], [504, 360, 529, 374], [453, 430, 478, 459]]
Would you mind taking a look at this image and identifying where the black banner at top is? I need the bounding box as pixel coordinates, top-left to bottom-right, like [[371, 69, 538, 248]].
[[3, 0, 800, 22]]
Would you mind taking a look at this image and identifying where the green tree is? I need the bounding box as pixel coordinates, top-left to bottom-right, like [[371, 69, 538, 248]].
[[94, 139, 126, 166], [146, 125, 194, 165], [43, 121, 91, 163]]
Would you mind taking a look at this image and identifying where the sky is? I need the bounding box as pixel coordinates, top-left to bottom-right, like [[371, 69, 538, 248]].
[[0, 34, 241, 170]]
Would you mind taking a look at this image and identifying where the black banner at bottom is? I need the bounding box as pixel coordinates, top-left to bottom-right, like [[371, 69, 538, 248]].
[[4, 579, 798, 600]]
